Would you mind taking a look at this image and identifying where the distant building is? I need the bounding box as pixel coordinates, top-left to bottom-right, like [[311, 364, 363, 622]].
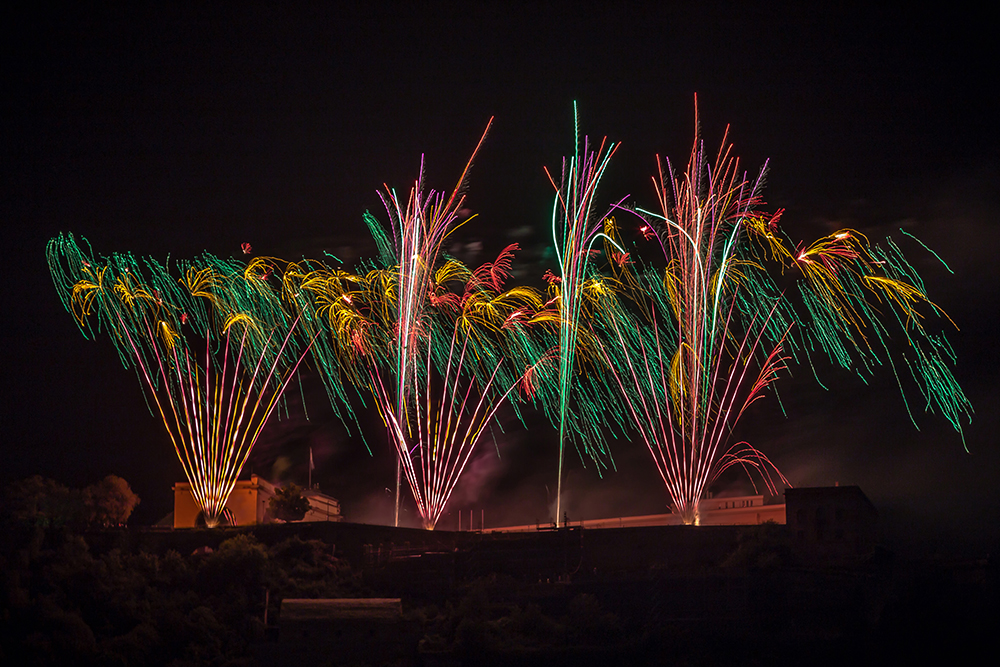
[[487, 494, 786, 532], [301, 486, 342, 522], [697, 494, 786, 526], [171, 474, 342, 528], [785, 485, 878, 560]]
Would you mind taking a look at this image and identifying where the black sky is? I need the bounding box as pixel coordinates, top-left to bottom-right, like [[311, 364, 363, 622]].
[[3, 2, 997, 556]]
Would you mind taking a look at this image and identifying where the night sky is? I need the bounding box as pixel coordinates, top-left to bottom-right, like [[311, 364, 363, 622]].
[[3, 3, 997, 556]]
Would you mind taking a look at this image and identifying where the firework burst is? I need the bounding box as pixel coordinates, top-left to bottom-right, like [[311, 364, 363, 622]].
[[543, 102, 633, 523], [363, 244, 546, 528], [597, 103, 971, 523], [48, 234, 313, 527]]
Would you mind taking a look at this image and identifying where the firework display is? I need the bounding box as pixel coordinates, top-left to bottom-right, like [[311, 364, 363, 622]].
[[47, 235, 314, 527], [591, 107, 971, 523], [283, 120, 551, 529], [362, 120, 495, 526], [340, 244, 546, 529], [588, 125, 794, 525], [542, 102, 631, 523], [47, 107, 972, 529], [281, 114, 551, 528]]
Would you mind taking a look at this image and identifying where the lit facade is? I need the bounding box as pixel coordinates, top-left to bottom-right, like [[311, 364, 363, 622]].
[[171, 474, 342, 528]]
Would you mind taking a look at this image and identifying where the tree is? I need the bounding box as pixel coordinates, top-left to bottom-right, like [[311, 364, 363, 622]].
[[5, 475, 85, 528], [4, 474, 139, 529], [83, 474, 140, 526], [267, 484, 310, 523]]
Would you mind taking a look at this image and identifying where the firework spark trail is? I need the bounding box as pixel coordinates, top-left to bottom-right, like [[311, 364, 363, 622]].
[[360, 119, 494, 525], [608, 142, 790, 525], [310, 237, 541, 529], [47, 234, 314, 526], [599, 103, 971, 523], [351, 241, 544, 529], [366, 306, 537, 529], [276, 258, 371, 435], [123, 311, 310, 525], [45, 106, 972, 531], [594, 251, 792, 524], [544, 102, 632, 524], [294, 126, 547, 529], [389, 124, 500, 519]]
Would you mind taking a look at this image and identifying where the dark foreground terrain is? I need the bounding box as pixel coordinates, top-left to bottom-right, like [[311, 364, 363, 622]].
[[2, 516, 993, 666]]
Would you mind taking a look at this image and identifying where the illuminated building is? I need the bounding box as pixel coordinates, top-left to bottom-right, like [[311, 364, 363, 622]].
[[171, 474, 342, 528]]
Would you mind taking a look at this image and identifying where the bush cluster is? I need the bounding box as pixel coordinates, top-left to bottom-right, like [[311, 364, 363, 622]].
[[0, 496, 363, 667]]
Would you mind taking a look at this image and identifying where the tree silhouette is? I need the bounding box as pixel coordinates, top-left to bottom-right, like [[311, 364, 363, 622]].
[[267, 484, 310, 523], [83, 475, 140, 526]]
